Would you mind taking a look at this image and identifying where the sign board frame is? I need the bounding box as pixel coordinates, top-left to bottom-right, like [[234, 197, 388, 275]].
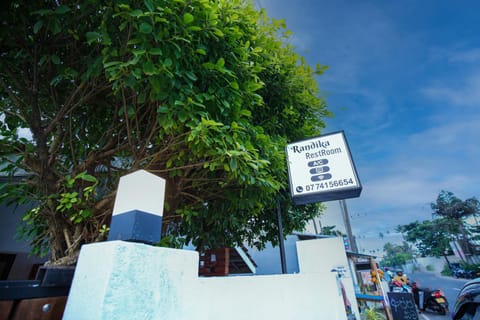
[[286, 131, 362, 205], [387, 292, 419, 320]]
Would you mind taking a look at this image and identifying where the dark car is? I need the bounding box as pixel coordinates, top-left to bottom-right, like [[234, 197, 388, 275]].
[[452, 278, 480, 319]]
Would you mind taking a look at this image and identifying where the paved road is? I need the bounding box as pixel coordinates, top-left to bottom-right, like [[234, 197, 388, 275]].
[[407, 270, 470, 320]]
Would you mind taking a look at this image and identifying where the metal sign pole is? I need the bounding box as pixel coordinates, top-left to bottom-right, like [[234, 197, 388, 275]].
[[277, 195, 287, 274]]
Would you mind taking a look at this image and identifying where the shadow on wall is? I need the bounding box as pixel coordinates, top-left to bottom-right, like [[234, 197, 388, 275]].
[[0, 201, 47, 280]]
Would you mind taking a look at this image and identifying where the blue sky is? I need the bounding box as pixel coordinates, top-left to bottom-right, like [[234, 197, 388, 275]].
[[259, 0, 480, 244]]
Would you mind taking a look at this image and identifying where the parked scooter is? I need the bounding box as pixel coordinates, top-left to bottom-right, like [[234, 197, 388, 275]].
[[390, 270, 412, 293], [412, 282, 449, 315], [450, 263, 480, 279], [391, 280, 412, 293]]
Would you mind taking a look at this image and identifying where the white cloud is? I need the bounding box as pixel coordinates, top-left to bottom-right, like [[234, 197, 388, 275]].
[[348, 111, 480, 237], [408, 116, 480, 154], [420, 70, 480, 108], [261, 0, 480, 244], [429, 47, 480, 64], [448, 48, 480, 63]]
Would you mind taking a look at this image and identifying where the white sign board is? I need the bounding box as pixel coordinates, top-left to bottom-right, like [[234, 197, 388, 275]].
[[286, 131, 361, 205]]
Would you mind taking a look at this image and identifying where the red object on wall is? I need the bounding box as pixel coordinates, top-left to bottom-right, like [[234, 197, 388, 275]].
[[199, 248, 230, 276]]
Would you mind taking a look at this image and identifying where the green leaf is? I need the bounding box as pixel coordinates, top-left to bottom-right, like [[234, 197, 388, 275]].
[[51, 55, 60, 65], [77, 172, 97, 183], [81, 209, 93, 218], [33, 20, 43, 34], [149, 48, 163, 55], [32, 9, 52, 16], [185, 71, 197, 81], [132, 68, 142, 79], [163, 58, 173, 67], [239, 109, 251, 117], [157, 106, 169, 113], [216, 58, 225, 67], [178, 109, 188, 122], [144, 0, 154, 12], [129, 9, 143, 17], [50, 18, 61, 34], [230, 81, 239, 90], [247, 81, 264, 92], [55, 5, 71, 14], [187, 26, 202, 32], [86, 32, 100, 44], [142, 60, 156, 75], [50, 75, 63, 86], [213, 28, 224, 37], [196, 48, 206, 55], [104, 61, 122, 68], [139, 22, 153, 34], [132, 49, 146, 56], [39, 55, 48, 65], [183, 13, 194, 24]]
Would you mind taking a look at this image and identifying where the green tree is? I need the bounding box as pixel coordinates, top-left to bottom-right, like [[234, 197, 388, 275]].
[[431, 190, 480, 260], [381, 242, 414, 268], [432, 190, 479, 219], [396, 218, 458, 257], [320, 225, 344, 237], [0, 0, 330, 265]]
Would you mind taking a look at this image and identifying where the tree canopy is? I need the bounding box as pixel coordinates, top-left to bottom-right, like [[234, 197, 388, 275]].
[[431, 190, 480, 220], [396, 218, 459, 257], [397, 190, 480, 261], [381, 242, 414, 268], [0, 0, 330, 264]]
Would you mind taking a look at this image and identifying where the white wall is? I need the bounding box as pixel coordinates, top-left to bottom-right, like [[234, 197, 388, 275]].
[[64, 239, 355, 320], [414, 255, 459, 275], [298, 238, 361, 320]]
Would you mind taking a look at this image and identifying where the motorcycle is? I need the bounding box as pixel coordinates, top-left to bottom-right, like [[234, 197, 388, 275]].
[[391, 280, 412, 293], [450, 263, 480, 279], [412, 283, 449, 315]]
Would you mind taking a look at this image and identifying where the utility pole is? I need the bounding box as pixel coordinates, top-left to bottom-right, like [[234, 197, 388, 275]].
[[340, 199, 357, 252], [277, 195, 287, 274]]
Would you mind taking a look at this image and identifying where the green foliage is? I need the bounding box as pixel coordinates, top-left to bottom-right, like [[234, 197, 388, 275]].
[[99, 224, 110, 235], [432, 190, 480, 219], [18, 206, 50, 257], [155, 235, 186, 249], [0, 0, 329, 263], [441, 263, 452, 276], [18, 172, 98, 257], [363, 306, 385, 320], [54, 172, 98, 224], [397, 190, 480, 260], [381, 242, 414, 268], [396, 218, 458, 257], [321, 225, 345, 236]]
